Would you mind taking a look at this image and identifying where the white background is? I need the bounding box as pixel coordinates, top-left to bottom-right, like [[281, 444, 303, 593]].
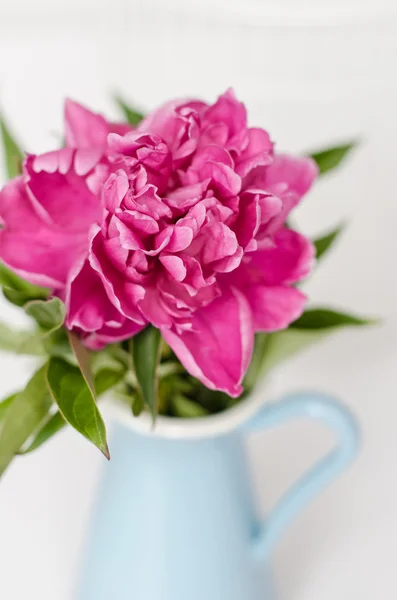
[[0, 1, 397, 598]]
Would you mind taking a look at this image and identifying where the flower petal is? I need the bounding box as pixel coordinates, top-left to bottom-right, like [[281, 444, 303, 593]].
[[160, 255, 187, 282], [65, 260, 147, 349], [236, 127, 273, 179], [266, 154, 318, 197], [245, 285, 307, 331], [247, 228, 315, 286], [24, 150, 102, 231], [84, 319, 145, 350], [201, 222, 239, 265], [203, 89, 247, 140], [0, 177, 89, 287], [89, 227, 146, 323], [138, 98, 206, 164], [65, 260, 123, 331], [161, 288, 254, 397], [65, 99, 111, 149]]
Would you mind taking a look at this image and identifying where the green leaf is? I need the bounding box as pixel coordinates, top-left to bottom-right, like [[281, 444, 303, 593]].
[[0, 366, 52, 476], [171, 395, 209, 419], [20, 366, 125, 454], [42, 328, 75, 361], [94, 367, 126, 396], [156, 371, 196, 415], [3, 288, 31, 307], [0, 324, 73, 360], [0, 115, 24, 178], [0, 321, 45, 355], [0, 263, 49, 297], [0, 393, 17, 421], [25, 297, 66, 334], [115, 96, 144, 126], [313, 223, 345, 260], [194, 384, 235, 414], [0, 298, 66, 356], [256, 329, 332, 376], [290, 308, 375, 329], [19, 411, 66, 454], [310, 141, 358, 175], [158, 361, 185, 378], [92, 344, 130, 373], [132, 393, 144, 417], [0, 263, 25, 290], [132, 326, 162, 420], [0, 262, 49, 307], [245, 308, 374, 389], [67, 331, 96, 396], [46, 357, 109, 458], [243, 333, 272, 392]]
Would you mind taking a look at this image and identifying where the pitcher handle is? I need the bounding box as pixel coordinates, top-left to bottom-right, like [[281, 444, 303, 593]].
[[244, 391, 360, 559]]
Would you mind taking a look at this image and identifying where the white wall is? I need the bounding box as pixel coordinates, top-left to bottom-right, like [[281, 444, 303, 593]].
[[0, 2, 396, 599]]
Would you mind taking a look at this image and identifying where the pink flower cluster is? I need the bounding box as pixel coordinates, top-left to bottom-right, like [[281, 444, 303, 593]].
[[0, 90, 317, 396]]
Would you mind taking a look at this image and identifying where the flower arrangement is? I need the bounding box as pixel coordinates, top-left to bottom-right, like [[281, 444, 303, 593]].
[[0, 90, 370, 476]]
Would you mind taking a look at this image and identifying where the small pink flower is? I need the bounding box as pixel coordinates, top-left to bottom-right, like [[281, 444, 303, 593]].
[[0, 92, 317, 395]]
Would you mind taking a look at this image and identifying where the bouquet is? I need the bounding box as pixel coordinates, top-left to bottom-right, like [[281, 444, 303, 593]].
[[0, 90, 370, 476]]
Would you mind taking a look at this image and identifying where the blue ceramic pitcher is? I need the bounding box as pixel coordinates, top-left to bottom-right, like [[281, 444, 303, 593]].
[[77, 390, 359, 600]]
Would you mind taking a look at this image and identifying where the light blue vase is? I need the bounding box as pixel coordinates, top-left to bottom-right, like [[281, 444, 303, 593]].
[[77, 390, 359, 600]]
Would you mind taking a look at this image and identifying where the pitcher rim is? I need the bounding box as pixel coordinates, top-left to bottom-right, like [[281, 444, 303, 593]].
[[106, 383, 271, 439]]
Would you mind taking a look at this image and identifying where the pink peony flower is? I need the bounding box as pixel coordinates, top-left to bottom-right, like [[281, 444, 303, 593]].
[[0, 90, 317, 396]]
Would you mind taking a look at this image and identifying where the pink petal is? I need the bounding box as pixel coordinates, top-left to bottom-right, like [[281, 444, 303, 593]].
[[244, 155, 318, 234], [203, 89, 247, 138], [245, 285, 307, 331], [167, 225, 194, 252], [24, 151, 102, 231], [103, 171, 129, 212], [62, 230, 146, 349], [236, 127, 274, 179], [132, 185, 172, 220], [74, 148, 104, 176], [103, 236, 129, 270], [65, 99, 110, 149], [165, 181, 208, 212], [161, 287, 254, 397], [138, 98, 189, 135], [201, 161, 241, 198], [266, 154, 318, 197], [177, 201, 207, 234], [0, 177, 89, 288], [65, 260, 123, 331], [138, 287, 174, 328], [211, 246, 244, 273], [160, 255, 187, 282], [233, 192, 261, 249], [191, 145, 234, 171], [109, 122, 133, 137], [138, 98, 206, 164], [202, 223, 239, 265], [248, 228, 315, 286], [151, 228, 172, 255], [199, 122, 229, 148], [188, 145, 241, 198], [89, 229, 146, 323], [84, 319, 145, 350], [119, 210, 159, 235], [113, 217, 145, 251], [257, 193, 283, 225]]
